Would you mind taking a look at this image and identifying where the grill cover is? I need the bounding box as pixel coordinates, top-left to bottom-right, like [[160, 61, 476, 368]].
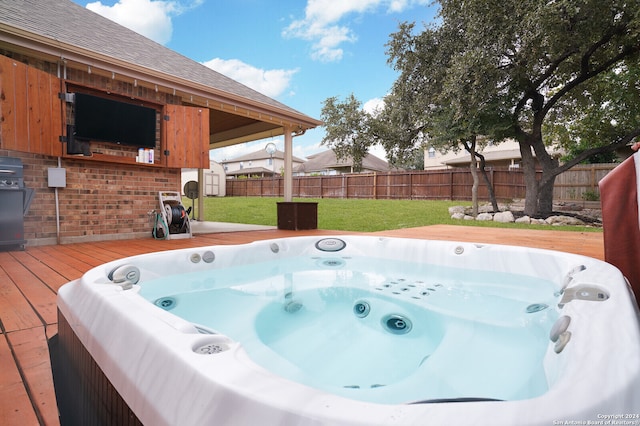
[[0, 156, 24, 188], [0, 156, 31, 249]]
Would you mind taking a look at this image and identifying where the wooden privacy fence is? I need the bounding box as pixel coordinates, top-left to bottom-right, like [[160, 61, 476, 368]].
[[226, 164, 616, 202]]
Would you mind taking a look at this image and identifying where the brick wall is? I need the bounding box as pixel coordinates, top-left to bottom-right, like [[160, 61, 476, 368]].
[[0, 51, 184, 246], [1, 149, 180, 246]]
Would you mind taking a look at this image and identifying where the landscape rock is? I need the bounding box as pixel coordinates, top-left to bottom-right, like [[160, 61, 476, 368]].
[[448, 202, 600, 227], [493, 211, 515, 223], [477, 204, 496, 213], [449, 206, 466, 215], [556, 203, 584, 212], [545, 215, 586, 226]]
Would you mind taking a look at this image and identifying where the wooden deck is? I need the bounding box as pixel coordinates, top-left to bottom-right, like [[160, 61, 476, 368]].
[[0, 225, 604, 426]]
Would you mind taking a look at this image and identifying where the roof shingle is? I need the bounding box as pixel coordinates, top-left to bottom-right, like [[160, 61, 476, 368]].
[[0, 0, 311, 119]]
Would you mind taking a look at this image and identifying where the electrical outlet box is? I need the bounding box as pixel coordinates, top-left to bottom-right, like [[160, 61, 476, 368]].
[[48, 168, 66, 188]]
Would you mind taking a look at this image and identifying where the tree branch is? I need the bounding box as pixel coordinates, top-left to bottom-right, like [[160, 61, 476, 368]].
[[543, 42, 640, 117], [513, 49, 577, 118], [549, 128, 640, 177]]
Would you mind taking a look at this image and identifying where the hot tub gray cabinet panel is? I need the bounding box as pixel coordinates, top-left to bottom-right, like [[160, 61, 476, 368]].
[[53, 310, 143, 426]]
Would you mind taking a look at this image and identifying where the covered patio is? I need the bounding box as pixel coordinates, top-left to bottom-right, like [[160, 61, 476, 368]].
[[0, 0, 323, 247]]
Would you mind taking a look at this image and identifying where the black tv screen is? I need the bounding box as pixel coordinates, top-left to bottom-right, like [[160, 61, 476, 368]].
[[74, 93, 157, 148]]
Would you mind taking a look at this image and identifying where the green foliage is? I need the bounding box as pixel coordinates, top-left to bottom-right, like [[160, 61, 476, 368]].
[[561, 148, 618, 164], [389, 148, 425, 170], [369, 92, 429, 168], [320, 94, 371, 172], [384, 0, 640, 215], [549, 60, 640, 164], [581, 190, 600, 201], [320, 91, 429, 170], [317, 0, 640, 215]]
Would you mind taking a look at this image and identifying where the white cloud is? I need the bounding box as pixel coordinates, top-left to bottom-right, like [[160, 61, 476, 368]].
[[388, 0, 413, 13], [283, 0, 429, 62], [368, 144, 388, 160], [363, 97, 384, 116], [85, 0, 203, 45], [293, 139, 325, 160], [202, 58, 299, 99]]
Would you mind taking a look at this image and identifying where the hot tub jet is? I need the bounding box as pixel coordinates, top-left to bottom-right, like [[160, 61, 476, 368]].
[[283, 298, 303, 313], [382, 314, 412, 334], [282, 272, 302, 313]]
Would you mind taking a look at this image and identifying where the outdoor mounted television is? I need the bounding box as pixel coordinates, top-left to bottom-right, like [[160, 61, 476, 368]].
[[74, 93, 157, 148]]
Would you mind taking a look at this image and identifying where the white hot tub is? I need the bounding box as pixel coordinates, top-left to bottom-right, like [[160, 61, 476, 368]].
[[56, 236, 640, 425]]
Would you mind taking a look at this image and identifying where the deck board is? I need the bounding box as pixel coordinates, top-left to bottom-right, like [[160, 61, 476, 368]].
[[8, 251, 69, 294], [6, 328, 59, 426], [0, 225, 607, 425], [0, 256, 44, 332], [1, 253, 58, 326], [0, 334, 40, 426]]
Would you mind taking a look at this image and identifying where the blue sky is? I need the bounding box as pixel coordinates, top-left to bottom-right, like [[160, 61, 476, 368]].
[[71, 0, 438, 162]]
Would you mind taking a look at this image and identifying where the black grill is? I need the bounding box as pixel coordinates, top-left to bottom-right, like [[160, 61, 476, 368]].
[[0, 157, 34, 250]]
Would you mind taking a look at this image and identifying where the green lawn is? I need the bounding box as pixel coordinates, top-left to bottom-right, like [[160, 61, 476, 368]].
[[184, 197, 601, 233]]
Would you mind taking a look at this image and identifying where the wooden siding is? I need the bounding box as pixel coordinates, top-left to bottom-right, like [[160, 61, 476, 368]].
[[0, 54, 210, 169], [163, 104, 210, 169], [0, 55, 63, 156]]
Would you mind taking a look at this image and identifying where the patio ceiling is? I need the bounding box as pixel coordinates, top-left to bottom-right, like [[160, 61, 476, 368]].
[[208, 108, 288, 149]]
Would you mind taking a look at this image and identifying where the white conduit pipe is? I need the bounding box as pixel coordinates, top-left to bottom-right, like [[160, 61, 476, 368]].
[[55, 156, 61, 245]]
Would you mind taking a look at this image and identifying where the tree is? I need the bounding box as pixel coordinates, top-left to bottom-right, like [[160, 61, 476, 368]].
[[322, 92, 501, 213], [320, 94, 371, 172], [381, 24, 501, 213], [386, 0, 640, 216]]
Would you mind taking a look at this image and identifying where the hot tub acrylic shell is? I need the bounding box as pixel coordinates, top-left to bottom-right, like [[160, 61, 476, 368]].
[[56, 236, 640, 426]]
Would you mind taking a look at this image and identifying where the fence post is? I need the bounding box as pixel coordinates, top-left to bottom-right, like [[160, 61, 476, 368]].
[[346, 174, 349, 199], [410, 172, 413, 200], [341, 175, 346, 199], [449, 170, 453, 200], [373, 173, 377, 199]]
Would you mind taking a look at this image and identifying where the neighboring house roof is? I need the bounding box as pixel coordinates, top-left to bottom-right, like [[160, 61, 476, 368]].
[[0, 0, 322, 148], [295, 149, 390, 174], [225, 167, 276, 176], [443, 149, 523, 166], [182, 160, 225, 172], [221, 149, 305, 164]]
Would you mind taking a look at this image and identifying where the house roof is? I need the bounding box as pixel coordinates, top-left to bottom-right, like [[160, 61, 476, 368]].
[[443, 149, 523, 166], [0, 0, 322, 148], [222, 149, 305, 164], [295, 149, 390, 173], [225, 167, 276, 176]]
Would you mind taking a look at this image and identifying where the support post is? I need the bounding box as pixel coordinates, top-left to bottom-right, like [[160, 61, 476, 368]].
[[197, 168, 204, 221], [284, 125, 293, 202]]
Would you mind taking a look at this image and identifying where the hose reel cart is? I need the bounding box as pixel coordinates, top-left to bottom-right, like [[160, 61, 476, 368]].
[[156, 191, 192, 239]]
